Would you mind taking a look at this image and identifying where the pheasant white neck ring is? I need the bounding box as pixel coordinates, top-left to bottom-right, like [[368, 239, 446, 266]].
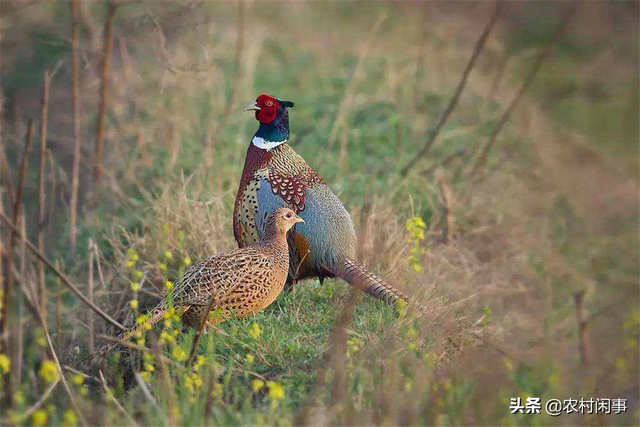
[[252, 136, 287, 151]]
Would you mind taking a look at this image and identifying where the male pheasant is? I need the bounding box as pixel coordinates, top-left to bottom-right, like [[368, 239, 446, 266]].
[[233, 94, 407, 304], [91, 208, 303, 359]]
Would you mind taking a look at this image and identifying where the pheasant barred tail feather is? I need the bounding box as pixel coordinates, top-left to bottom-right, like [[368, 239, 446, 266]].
[[328, 258, 408, 305]]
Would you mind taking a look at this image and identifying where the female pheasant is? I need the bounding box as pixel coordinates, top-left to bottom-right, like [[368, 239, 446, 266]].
[[234, 94, 407, 304], [92, 208, 303, 358]]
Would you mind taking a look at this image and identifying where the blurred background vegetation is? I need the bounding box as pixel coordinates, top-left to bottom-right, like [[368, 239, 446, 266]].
[[0, 0, 638, 425]]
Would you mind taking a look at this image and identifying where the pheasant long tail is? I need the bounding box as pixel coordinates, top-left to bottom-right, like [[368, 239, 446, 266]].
[[327, 257, 408, 305], [86, 304, 168, 362]]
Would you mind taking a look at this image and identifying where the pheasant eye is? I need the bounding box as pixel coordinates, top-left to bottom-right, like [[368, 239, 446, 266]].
[[265, 100, 273, 107]]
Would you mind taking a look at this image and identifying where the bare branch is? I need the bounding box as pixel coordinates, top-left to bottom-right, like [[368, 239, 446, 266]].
[[0, 212, 125, 331], [469, 2, 579, 176], [401, 1, 502, 177]]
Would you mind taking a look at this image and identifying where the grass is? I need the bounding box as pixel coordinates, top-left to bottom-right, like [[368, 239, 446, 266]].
[[0, 1, 638, 426]]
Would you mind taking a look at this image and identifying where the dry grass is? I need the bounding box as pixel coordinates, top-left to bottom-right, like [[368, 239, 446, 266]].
[[0, 1, 637, 425]]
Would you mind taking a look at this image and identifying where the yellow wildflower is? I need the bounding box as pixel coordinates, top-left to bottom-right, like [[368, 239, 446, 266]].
[[172, 347, 187, 362], [140, 371, 151, 382], [144, 362, 155, 373], [34, 328, 47, 347], [130, 299, 139, 309], [38, 359, 58, 383], [0, 353, 10, 374], [159, 263, 167, 271], [130, 281, 140, 292], [71, 373, 84, 386], [164, 251, 173, 260], [183, 256, 192, 266], [165, 281, 174, 290], [134, 270, 143, 279], [251, 379, 264, 393], [248, 323, 262, 339], [62, 409, 77, 427], [267, 381, 285, 400], [14, 391, 25, 405], [32, 410, 47, 427], [245, 353, 255, 365], [125, 260, 135, 268], [159, 330, 175, 344], [193, 355, 205, 372]]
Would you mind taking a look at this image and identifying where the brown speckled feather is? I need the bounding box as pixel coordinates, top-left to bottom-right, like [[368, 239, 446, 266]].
[[89, 208, 302, 360]]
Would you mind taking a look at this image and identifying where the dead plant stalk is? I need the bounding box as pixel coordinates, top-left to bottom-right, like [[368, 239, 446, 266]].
[[401, 1, 502, 176], [0, 212, 125, 331], [69, 0, 81, 252]]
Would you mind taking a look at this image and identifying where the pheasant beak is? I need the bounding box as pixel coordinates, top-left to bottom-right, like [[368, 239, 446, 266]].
[[295, 217, 305, 224], [245, 102, 260, 112]]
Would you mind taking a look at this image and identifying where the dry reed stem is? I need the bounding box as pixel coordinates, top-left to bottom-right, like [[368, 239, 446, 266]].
[[0, 149, 16, 207], [13, 265, 87, 425], [46, 149, 56, 238], [69, 0, 82, 252], [0, 212, 125, 331], [438, 176, 454, 243], [0, 376, 60, 425], [401, 1, 502, 177], [470, 2, 579, 176], [186, 295, 217, 367], [1, 120, 34, 407], [37, 71, 52, 318], [95, 333, 181, 368], [92, 242, 106, 290], [94, 2, 116, 183], [87, 239, 95, 354], [55, 259, 62, 340], [98, 370, 139, 427]]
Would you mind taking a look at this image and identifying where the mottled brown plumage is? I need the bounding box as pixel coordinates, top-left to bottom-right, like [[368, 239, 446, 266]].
[[91, 208, 303, 359]]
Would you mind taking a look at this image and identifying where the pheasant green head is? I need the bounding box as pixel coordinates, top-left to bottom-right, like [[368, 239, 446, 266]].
[[245, 94, 294, 151]]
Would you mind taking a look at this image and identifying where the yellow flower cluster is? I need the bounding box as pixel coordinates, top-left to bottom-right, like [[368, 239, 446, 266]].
[[32, 409, 48, 427], [267, 381, 285, 401], [251, 378, 264, 393], [406, 216, 427, 272], [346, 337, 362, 360], [38, 359, 58, 384], [0, 353, 10, 374], [62, 409, 78, 427], [248, 323, 263, 339]]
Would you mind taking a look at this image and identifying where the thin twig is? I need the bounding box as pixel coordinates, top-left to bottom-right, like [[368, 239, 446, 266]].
[[401, 1, 502, 177], [69, 0, 82, 252], [37, 71, 52, 317], [98, 370, 139, 426], [2, 120, 33, 406], [87, 239, 95, 353], [0, 212, 125, 331], [438, 176, 454, 243], [55, 259, 62, 339], [14, 267, 87, 426], [93, 242, 106, 290], [186, 296, 217, 367], [96, 334, 180, 368], [94, 2, 117, 183], [470, 2, 580, 176], [0, 377, 60, 424]]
